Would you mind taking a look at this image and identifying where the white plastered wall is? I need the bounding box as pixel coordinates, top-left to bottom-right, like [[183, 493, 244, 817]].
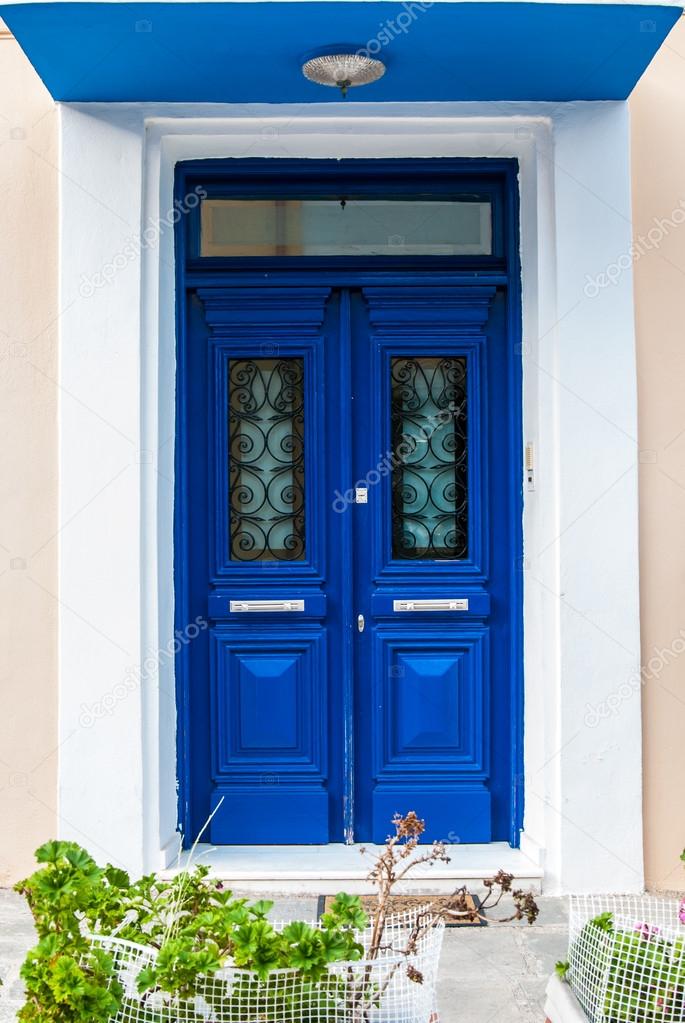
[[58, 101, 642, 893]]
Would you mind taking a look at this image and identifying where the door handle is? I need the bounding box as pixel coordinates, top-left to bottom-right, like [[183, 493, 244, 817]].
[[393, 598, 469, 612], [229, 599, 305, 613]]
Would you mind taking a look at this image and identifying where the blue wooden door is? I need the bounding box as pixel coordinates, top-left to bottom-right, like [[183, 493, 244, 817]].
[[350, 287, 513, 844], [182, 283, 518, 845]]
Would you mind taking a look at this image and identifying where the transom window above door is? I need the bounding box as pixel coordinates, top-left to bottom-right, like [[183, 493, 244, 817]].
[[200, 197, 492, 257], [182, 162, 508, 265]]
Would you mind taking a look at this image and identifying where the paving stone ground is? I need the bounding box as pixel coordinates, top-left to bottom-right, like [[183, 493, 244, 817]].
[[0, 889, 568, 1022]]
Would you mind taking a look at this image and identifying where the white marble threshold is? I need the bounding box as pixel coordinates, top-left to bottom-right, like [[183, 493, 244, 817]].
[[162, 842, 544, 894]]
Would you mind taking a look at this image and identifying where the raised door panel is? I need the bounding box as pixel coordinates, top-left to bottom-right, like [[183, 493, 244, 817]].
[[210, 628, 328, 842], [371, 627, 491, 843]]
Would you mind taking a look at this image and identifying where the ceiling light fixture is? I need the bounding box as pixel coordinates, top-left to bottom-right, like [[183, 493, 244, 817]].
[[302, 49, 386, 97]]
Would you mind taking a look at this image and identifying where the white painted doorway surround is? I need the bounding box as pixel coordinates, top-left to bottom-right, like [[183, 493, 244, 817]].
[[58, 102, 642, 894]]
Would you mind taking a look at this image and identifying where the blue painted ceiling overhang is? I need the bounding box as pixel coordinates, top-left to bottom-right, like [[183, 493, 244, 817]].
[[1, 2, 681, 103]]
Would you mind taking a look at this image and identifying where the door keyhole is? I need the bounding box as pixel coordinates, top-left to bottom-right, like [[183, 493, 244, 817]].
[[357, 614, 365, 633]]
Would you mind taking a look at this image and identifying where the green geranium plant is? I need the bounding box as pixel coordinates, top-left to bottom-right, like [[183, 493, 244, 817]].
[[557, 910, 685, 1022], [14, 812, 539, 1023], [15, 843, 366, 1023]]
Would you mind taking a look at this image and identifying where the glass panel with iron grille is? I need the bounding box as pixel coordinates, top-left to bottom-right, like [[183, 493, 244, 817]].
[[229, 358, 306, 562], [391, 356, 468, 560], [201, 198, 492, 257]]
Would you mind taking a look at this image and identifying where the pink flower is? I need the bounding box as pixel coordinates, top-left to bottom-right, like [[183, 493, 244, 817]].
[[634, 922, 661, 940], [678, 899, 685, 925]]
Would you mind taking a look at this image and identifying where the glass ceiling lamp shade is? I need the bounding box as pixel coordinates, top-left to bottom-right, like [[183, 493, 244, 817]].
[[302, 50, 386, 97]]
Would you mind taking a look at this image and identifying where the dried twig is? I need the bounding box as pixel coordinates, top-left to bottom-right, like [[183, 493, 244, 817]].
[[342, 812, 541, 1020], [358, 811, 539, 1005]]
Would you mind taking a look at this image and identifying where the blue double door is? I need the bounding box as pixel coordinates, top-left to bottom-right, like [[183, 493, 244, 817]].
[[183, 282, 518, 845]]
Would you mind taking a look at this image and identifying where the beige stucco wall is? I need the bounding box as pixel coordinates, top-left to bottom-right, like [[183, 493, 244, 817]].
[[631, 16, 685, 895], [0, 25, 58, 885]]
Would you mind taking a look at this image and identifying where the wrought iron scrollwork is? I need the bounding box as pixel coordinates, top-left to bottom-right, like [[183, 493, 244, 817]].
[[229, 358, 306, 562], [391, 356, 468, 560]]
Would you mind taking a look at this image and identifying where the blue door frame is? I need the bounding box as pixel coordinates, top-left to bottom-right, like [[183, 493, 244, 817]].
[[174, 158, 524, 847]]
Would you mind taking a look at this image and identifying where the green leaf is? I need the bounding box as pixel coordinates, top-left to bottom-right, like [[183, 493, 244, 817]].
[[36, 934, 62, 957], [64, 847, 98, 873], [330, 892, 359, 911], [225, 904, 250, 925], [136, 967, 158, 994], [318, 929, 349, 961], [590, 911, 614, 933], [250, 900, 274, 919], [281, 921, 314, 944], [34, 872, 76, 897], [324, 893, 369, 930], [104, 867, 130, 889], [35, 841, 72, 864]]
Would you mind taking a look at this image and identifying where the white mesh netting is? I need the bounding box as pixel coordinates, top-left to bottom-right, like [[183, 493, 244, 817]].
[[567, 894, 685, 1023], [88, 908, 445, 1023]]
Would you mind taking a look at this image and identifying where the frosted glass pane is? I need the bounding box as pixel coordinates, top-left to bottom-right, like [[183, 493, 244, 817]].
[[391, 356, 468, 560], [201, 198, 491, 256], [229, 358, 305, 562]]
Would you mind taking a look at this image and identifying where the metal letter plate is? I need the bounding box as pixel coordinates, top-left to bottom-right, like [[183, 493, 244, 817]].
[[393, 598, 469, 612], [230, 599, 305, 613]]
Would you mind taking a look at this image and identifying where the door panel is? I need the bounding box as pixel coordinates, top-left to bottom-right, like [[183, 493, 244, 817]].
[[351, 287, 506, 843], [210, 628, 329, 843], [194, 286, 346, 844], [368, 627, 490, 842], [183, 283, 516, 845]]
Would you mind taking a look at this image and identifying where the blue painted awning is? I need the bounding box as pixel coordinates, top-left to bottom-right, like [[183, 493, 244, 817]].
[[1, 1, 681, 103]]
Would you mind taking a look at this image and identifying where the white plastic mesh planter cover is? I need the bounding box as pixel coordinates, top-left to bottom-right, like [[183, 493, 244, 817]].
[[89, 909, 445, 1023], [568, 894, 685, 1023]]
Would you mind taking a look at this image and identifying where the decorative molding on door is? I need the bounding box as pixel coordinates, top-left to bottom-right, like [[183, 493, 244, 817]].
[[363, 285, 497, 333], [197, 286, 332, 334]]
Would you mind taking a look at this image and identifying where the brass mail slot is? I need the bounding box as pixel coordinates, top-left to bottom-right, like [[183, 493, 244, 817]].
[[393, 598, 469, 612]]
